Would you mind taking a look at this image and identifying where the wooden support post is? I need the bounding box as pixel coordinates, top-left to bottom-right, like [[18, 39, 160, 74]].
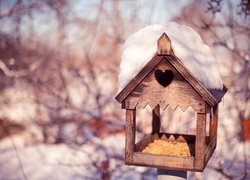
[[152, 105, 161, 134], [209, 105, 218, 143], [195, 113, 206, 170], [125, 109, 136, 164]]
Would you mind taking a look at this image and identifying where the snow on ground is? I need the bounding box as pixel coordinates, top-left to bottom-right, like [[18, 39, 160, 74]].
[[0, 133, 148, 180], [118, 22, 223, 91], [0, 134, 87, 180], [1, 130, 249, 180]]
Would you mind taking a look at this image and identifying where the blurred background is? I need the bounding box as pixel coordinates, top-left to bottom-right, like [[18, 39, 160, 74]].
[[0, 0, 249, 179]]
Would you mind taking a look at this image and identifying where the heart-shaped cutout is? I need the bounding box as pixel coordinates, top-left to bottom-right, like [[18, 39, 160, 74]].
[[154, 69, 174, 87]]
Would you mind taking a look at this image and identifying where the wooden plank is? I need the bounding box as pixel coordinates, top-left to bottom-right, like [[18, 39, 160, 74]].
[[194, 113, 206, 170], [165, 55, 218, 107], [152, 105, 161, 133], [125, 109, 136, 164], [132, 152, 195, 171], [122, 100, 138, 110], [116, 55, 164, 103], [209, 105, 218, 143], [157, 33, 172, 55], [204, 138, 216, 167]]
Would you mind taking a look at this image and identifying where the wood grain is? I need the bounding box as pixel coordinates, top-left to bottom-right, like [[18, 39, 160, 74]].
[[125, 109, 136, 163], [116, 55, 163, 104], [194, 113, 206, 170], [209, 105, 218, 143], [124, 58, 207, 113], [157, 33, 172, 55], [132, 152, 196, 171], [152, 105, 160, 133]]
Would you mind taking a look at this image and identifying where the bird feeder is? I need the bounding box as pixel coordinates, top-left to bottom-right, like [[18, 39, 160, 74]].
[[115, 33, 227, 171]]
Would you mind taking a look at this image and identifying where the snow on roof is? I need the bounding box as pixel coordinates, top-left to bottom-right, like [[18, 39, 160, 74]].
[[118, 22, 223, 92]]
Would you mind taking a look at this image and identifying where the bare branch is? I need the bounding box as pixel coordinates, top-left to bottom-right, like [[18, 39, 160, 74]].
[[0, 59, 41, 77]]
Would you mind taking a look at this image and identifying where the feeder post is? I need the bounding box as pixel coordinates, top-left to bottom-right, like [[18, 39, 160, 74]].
[[157, 169, 187, 180]]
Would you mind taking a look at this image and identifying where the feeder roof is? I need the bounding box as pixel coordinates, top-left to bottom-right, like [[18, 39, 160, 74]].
[[118, 22, 224, 92]]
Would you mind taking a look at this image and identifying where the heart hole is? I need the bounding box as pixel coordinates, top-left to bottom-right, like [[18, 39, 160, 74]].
[[154, 69, 174, 87]]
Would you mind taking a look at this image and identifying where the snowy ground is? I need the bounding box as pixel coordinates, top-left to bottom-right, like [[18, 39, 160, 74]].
[[0, 138, 84, 180], [1, 131, 249, 180], [0, 133, 148, 180]]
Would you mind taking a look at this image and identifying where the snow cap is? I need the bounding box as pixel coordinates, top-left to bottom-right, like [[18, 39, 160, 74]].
[[118, 22, 223, 91]]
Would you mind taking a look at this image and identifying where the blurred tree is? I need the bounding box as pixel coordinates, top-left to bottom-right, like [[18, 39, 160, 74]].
[[206, 0, 250, 17], [172, 0, 249, 179], [173, 0, 250, 137], [0, 0, 141, 178]]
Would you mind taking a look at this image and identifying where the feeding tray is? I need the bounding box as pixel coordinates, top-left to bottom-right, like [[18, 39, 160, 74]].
[[139, 134, 195, 157], [130, 133, 215, 171], [115, 33, 227, 171]]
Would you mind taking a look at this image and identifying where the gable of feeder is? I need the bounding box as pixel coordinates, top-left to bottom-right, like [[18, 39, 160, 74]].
[[122, 57, 210, 113]]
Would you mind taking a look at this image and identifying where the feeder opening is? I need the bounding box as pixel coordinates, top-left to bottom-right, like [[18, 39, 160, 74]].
[[135, 105, 199, 157]]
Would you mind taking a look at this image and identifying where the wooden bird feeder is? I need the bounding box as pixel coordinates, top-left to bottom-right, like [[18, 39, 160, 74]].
[[115, 33, 227, 171]]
